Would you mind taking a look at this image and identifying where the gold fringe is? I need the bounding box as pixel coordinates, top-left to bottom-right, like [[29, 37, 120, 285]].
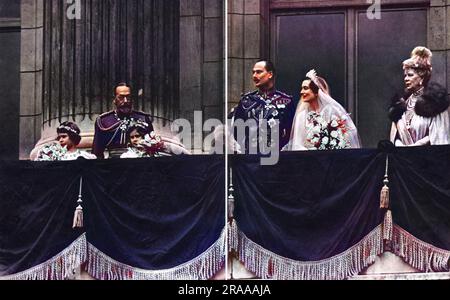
[[231, 222, 384, 280], [85, 228, 226, 280], [392, 225, 450, 272], [0, 234, 87, 280]]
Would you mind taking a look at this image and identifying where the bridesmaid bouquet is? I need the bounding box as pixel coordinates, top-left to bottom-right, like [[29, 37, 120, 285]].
[[36, 143, 68, 161], [139, 131, 165, 156], [306, 112, 350, 150]]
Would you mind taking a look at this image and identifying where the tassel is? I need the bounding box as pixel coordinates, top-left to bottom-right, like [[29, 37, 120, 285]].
[[72, 205, 83, 228], [73, 177, 84, 229], [380, 156, 390, 209], [380, 182, 389, 209], [228, 168, 235, 220]]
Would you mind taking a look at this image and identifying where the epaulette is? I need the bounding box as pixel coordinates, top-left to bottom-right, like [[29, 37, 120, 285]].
[[98, 110, 115, 118], [241, 90, 258, 98], [97, 111, 120, 131]]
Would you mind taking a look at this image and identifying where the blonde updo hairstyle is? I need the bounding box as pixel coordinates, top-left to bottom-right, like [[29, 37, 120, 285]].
[[402, 46, 433, 87]]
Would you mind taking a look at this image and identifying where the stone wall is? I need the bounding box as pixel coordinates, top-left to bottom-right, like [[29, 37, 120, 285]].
[[20, 0, 43, 159], [180, 0, 224, 153], [429, 0, 450, 89], [227, 0, 269, 112]]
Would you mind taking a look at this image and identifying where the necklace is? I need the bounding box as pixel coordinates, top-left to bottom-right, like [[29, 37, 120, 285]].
[[405, 110, 415, 128], [405, 89, 423, 128]]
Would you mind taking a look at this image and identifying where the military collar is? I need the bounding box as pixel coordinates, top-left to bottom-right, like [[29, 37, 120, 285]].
[[114, 110, 133, 121], [257, 88, 276, 100], [256, 89, 281, 107]]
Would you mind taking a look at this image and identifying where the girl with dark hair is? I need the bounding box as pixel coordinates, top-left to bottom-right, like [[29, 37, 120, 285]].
[[389, 46, 450, 146], [35, 121, 96, 161], [120, 122, 164, 158]]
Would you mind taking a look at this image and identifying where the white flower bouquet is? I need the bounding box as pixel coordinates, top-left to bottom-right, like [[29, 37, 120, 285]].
[[305, 112, 350, 150], [35, 143, 68, 161]]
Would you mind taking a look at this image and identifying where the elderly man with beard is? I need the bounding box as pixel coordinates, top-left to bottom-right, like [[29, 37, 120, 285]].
[[92, 82, 154, 158]]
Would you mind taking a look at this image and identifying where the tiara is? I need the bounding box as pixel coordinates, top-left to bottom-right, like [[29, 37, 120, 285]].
[[305, 69, 321, 88], [58, 125, 79, 135]]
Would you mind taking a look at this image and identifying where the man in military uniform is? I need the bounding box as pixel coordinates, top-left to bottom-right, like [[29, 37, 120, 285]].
[[92, 82, 154, 158], [232, 60, 296, 153]]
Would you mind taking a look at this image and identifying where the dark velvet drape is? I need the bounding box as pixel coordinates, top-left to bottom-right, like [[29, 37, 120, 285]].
[[0, 155, 224, 278], [231, 149, 386, 261]]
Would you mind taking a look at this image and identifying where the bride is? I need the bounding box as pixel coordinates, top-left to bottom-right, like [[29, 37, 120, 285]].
[[284, 70, 361, 150]]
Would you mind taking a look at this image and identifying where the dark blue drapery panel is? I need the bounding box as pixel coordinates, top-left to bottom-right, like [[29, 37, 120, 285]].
[[0, 161, 84, 276], [231, 145, 450, 269], [0, 156, 224, 277], [390, 145, 450, 250], [84, 155, 225, 270], [231, 149, 386, 261]]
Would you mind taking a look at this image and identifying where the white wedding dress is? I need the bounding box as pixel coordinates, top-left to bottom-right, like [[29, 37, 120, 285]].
[[284, 85, 361, 151]]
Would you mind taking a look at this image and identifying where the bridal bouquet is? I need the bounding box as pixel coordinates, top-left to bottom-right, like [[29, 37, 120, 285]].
[[305, 112, 350, 150], [35, 143, 68, 161]]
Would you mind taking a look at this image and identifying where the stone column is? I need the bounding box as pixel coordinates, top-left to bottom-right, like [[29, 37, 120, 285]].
[[204, 0, 224, 123], [20, 0, 43, 159], [428, 0, 449, 88], [227, 0, 269, 112], [227, 0, 268, 277], [180, 0, 224, 153]]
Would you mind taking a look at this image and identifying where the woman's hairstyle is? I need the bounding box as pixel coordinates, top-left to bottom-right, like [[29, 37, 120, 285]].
[[56, 121, 82, 145], [303, 76, 330, 95], [297, 72, 332, 115], [403, 46, 433, 86]]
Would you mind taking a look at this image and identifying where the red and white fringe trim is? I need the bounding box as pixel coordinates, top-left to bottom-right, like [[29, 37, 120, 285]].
[[85, 228, 226, 280], [392, 225, 450, 272], [229, 221, 384, 280], [0, 234, 87, 280], [382, 210, 393, 241]]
